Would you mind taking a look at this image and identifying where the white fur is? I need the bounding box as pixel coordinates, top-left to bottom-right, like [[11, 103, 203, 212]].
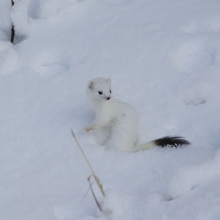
[[84, 77, 139, 151]]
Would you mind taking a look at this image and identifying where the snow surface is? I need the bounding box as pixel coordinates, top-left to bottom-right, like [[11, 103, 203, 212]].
[[1, 0, 220, 219], [0, 0, 11, 41]]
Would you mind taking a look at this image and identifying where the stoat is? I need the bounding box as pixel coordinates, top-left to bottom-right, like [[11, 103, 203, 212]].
[[84, 77, 190, 152]]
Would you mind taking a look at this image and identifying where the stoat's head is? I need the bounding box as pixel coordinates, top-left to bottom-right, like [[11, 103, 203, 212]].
[[87, 77, 111, 102]]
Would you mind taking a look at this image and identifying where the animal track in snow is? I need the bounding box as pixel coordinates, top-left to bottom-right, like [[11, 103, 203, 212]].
[[36, 63, 68, 77], [34, 52, 70, 78], [184, 96, 206, 106]]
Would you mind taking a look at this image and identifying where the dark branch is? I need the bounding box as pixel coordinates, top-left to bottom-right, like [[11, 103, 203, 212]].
[[10, 0, 15, 43], [11, 25, 15, 43]]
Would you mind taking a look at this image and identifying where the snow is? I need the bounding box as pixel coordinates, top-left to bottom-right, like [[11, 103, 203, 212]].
[[0, 0, 11, 40], [100, 190, 124, 220], [1, 0, 220, 219], [11, 0, 30, 36], [169, 149, 220, 199]]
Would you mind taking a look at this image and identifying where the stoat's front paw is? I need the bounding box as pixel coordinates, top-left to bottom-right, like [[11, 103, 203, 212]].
[[83, 126, 93, 132], [83, 125, 101, 132]]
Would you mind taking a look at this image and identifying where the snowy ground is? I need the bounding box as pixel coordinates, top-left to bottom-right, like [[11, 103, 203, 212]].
[[1, 0, 220, 219]]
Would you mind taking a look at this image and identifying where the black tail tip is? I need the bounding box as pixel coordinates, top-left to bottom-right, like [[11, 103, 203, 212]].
[[154, 136, 191, 148]]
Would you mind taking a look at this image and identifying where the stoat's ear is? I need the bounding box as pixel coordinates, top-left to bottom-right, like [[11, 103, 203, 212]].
[[88, 81, 94, 89], [107, 78, 111, 84]]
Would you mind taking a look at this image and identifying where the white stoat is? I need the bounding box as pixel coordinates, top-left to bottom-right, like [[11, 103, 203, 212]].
[[84, 77, 190, 152]]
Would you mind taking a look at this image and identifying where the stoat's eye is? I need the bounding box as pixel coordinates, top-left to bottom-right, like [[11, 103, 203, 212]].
[[98, 91, 103, 95], [110, 90, 111, 93]]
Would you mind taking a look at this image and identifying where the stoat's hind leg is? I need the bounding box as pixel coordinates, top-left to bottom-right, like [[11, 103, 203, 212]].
[[105, 127, 136, 151]]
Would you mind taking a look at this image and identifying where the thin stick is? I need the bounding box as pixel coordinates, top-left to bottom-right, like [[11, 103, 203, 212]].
[[81, 180, 94, 204], [11, 0, 15, 43], [88, 176, 102, 211], [71, 130, 105, 197], [11, 25, 15, 43]]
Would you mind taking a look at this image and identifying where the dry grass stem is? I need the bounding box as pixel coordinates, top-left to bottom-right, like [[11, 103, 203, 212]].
[[71, 129, 105, 197], [88, 175, 102, 211], [80, 180, 94, 204]]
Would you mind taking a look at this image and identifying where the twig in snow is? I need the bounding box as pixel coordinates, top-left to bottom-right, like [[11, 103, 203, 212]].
[[11, 0, 15, 43], [81, 180, 94, 204], [71, 130, 105, 210], [88, 175, 102, 211]]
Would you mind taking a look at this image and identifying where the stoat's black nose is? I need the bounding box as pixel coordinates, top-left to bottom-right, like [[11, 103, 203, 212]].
[[106, 97, 110, 100]]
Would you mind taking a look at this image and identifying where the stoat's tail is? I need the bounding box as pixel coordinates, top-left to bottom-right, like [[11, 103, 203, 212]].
[[132, 136, 190, 152]]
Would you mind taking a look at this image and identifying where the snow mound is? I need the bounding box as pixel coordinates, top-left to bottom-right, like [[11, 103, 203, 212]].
[[34, 52, 70, 77], [171, 39, 216, 73], [0, 0, 11, 40], [0, 44, 19, 74], [100, 190, 124, 220], [11, 0, 30, 36], [169, 150, 220, 199], [38, 0, 88, 19]]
